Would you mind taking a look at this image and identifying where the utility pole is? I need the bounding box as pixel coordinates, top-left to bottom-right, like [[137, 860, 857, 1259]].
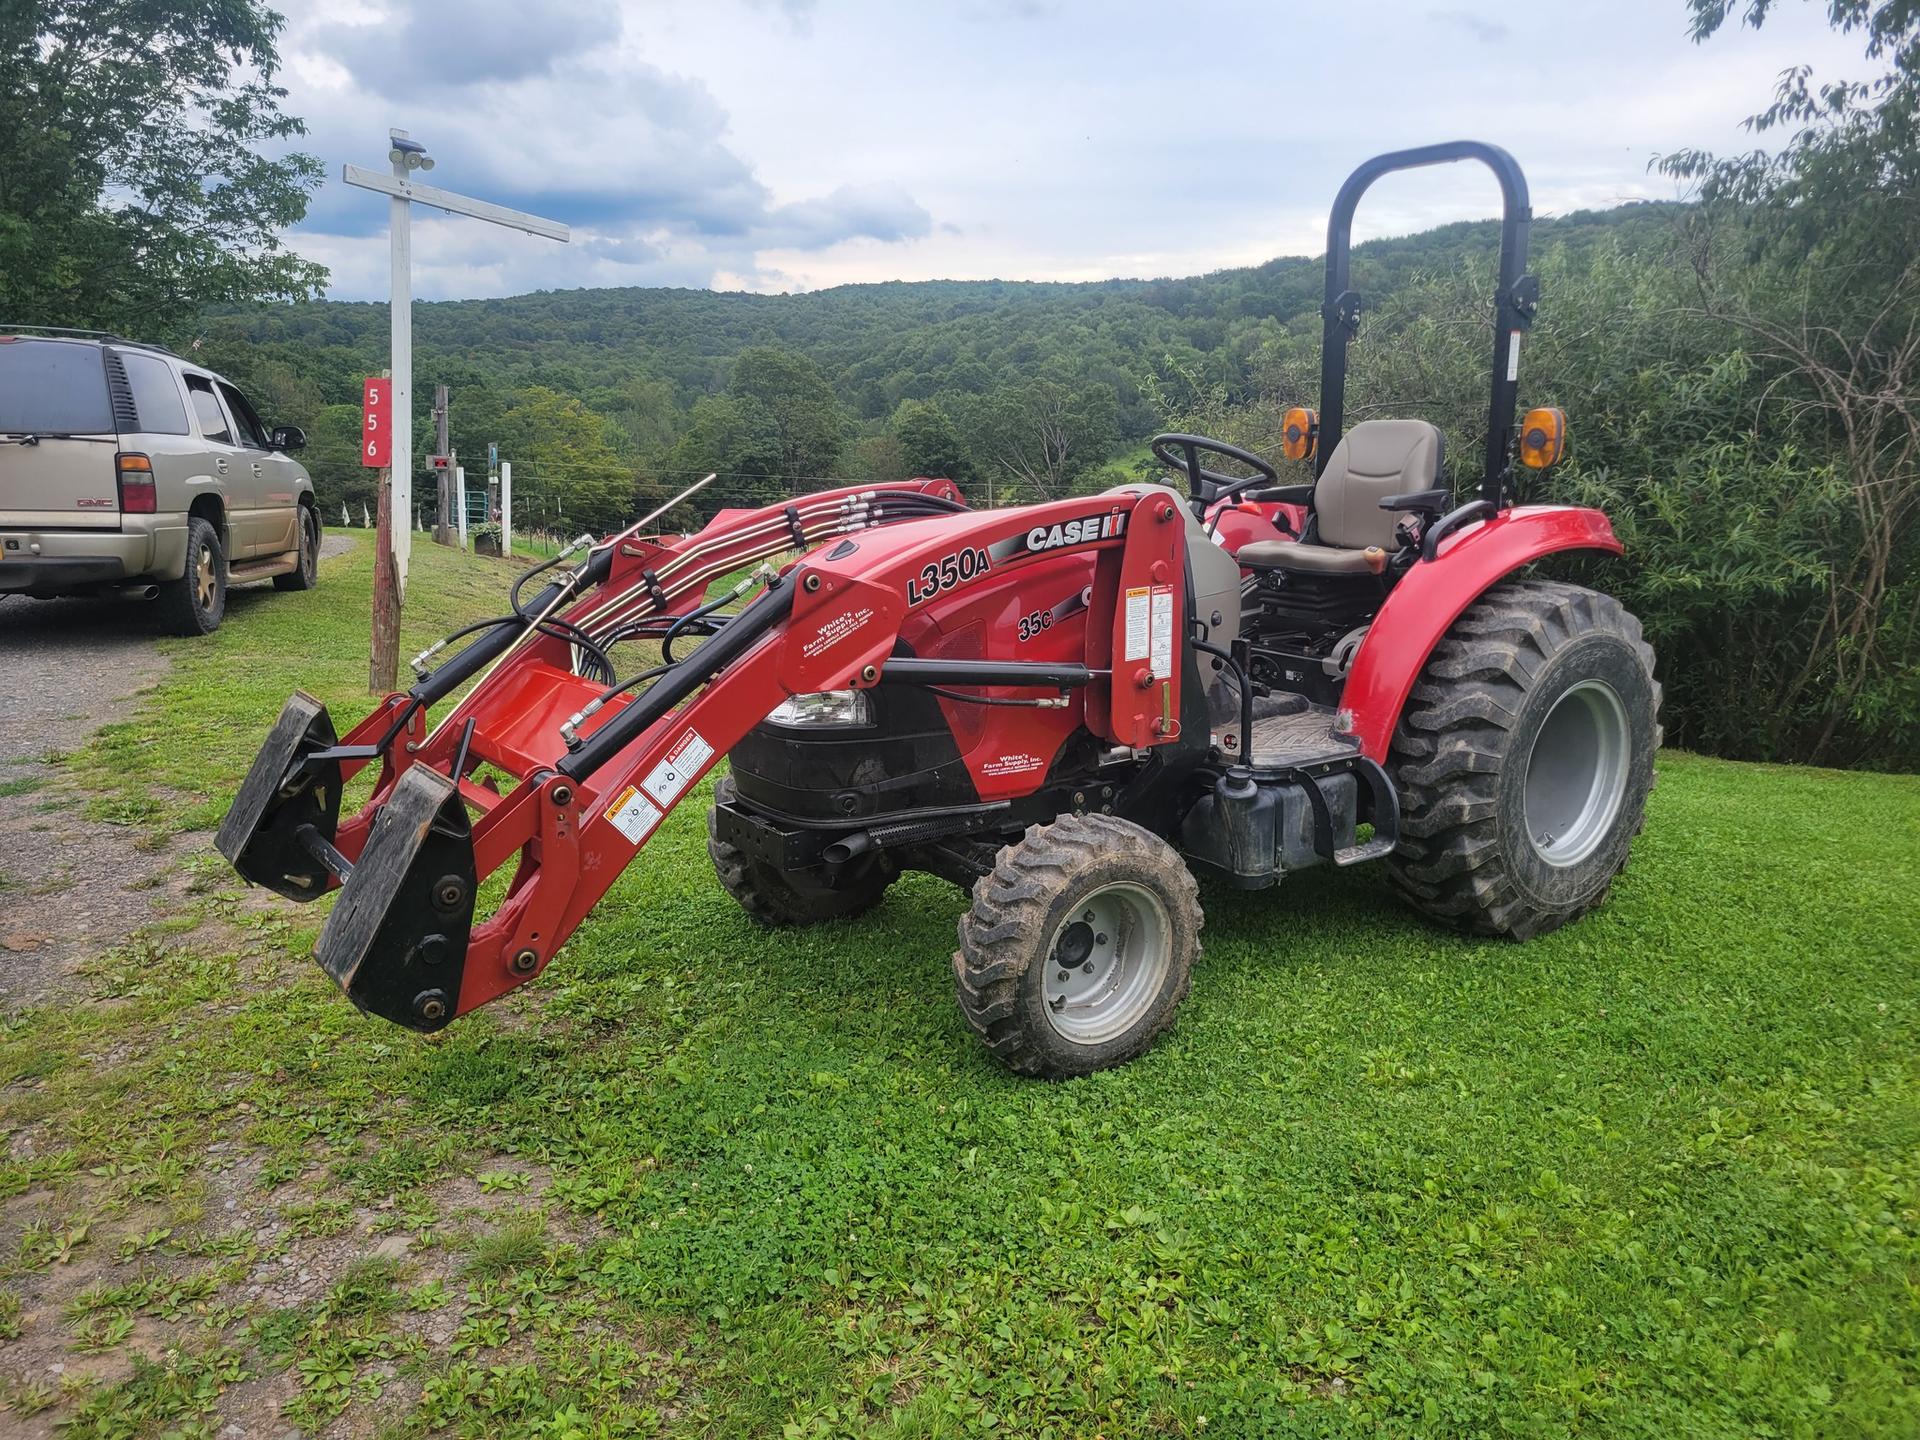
[[344, 130, 568, 685], [431, 384, 452, 544], [486, 441, 500, 537]]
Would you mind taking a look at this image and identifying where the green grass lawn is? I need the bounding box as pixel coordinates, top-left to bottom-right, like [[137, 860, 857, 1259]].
[[4, 531, 1918, 1437]]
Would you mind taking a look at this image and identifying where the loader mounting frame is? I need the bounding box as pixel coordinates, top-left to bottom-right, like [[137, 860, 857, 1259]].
[[220, 479, 1192, 1030]]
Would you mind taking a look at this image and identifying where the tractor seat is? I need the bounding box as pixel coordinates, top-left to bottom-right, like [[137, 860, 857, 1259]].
[[1239, 419, 1444, 575]]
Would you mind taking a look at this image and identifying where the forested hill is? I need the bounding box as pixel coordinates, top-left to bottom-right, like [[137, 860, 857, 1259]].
[[200, 200, 1681, 526], [217, 200, 1673, 419]]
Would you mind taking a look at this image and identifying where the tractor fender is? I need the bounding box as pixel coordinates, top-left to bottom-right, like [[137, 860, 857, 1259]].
[[1343, 505, 1623, 761]]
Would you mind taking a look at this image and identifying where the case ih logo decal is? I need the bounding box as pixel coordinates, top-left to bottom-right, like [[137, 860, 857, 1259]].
[[1023, 510, 1127, 553], [909, 508, 1127, 607], [989, 506, 1130, 564]]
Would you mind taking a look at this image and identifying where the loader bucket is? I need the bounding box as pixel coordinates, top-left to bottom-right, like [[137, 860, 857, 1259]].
[[313, 764, 475, 1033], [215, 691, 343, 901]]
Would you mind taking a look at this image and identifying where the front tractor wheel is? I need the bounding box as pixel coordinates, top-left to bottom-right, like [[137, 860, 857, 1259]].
[[706, 778, 895, 927], [954, 814, 1201, 1079], [1388, 579, 1661, 939]]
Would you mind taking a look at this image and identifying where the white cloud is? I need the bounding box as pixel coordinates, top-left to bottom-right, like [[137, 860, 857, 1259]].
[[275, 0, 1882, 299]]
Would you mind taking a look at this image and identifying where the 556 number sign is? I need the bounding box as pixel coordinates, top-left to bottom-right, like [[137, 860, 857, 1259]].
[[361, 377, 390, 468]]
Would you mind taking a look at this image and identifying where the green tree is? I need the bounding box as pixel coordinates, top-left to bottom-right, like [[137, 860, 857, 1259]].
[[304, 403, 374, 517], [495, 387, 636, 535], [890, 399, 972, 483], [1654, 0, 1920, 763], [604, 375, 685, 463], [663, 395, 784, 506], [726, 346, 847, 482], [0, 0, 326, 336], [949, 380, 1117, 502]]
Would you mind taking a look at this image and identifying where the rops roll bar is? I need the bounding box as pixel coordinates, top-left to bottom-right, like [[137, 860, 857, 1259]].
[[1316, 141, 1536, 510]]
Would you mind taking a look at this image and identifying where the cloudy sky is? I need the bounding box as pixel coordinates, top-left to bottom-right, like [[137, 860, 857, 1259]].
[[277, 0, 1870, 301]]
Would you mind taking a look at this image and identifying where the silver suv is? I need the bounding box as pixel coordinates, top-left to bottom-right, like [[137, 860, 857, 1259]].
[[0, 329, 320, 634]]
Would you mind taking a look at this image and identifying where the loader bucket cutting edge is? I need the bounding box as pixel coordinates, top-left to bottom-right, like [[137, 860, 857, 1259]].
[[214, 691, 344, 902]]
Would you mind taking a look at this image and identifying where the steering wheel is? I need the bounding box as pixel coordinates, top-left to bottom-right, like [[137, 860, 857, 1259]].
[[1150, 433, 1280, 510]]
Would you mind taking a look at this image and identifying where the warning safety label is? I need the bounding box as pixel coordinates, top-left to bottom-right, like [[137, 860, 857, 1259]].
[[1124, 585, 1150, 661], [603, 785, 663, 845], [1149, 584, 1174, 679], [642, 727, 715, 807]]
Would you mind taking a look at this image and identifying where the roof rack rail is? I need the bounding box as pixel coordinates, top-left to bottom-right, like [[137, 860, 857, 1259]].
[[0, 323, 182, 359]]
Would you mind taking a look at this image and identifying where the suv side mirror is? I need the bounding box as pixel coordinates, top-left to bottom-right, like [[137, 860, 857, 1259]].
[[270, 425, 307, 452]]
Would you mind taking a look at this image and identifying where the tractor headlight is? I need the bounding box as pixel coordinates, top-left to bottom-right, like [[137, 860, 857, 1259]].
[[765, 689, 873, 728]]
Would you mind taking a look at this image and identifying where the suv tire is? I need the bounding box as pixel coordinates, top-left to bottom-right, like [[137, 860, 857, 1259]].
[[159, 516, 227, 636], [275, 505, 320, 592]]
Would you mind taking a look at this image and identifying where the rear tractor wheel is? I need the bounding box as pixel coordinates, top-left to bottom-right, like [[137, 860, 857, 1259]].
[[954, 813, 1201, 1079], [1388, 578, 1661, 939]]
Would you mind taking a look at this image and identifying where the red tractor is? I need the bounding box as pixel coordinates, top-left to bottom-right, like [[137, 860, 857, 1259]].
[[220, 143, 1658, 1078]]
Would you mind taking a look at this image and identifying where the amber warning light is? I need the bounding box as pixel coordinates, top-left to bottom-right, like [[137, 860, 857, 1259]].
[[1282, 406, 1318, 461], [1519, 407, 1567, 469]]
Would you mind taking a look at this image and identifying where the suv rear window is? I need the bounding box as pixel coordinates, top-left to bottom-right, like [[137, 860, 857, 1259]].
[[184, 375, 232, 444], [0, 339, 113, 434], [119, 351, 190, 436]]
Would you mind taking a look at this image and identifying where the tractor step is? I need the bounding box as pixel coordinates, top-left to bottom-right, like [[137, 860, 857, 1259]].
[[1181, 699, 1400, 887], [1242, 704, 1360, 769]]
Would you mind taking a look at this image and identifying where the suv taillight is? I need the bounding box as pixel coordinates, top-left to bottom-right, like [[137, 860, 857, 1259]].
[[117, 453, 156, 513]]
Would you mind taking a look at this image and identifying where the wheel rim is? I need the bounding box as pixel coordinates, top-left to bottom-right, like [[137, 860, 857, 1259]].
[[1523, 679, 1630, 866], [194, 542, 216, 610], [1041, 881, 1171, 1045]]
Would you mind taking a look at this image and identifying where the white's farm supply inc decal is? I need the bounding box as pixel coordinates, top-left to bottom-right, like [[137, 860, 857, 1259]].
[[800, 605, 875, 660], [981, 752, 1047, 778]]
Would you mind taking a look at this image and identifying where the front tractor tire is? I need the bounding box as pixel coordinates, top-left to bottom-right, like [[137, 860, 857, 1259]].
[[706, 778, 895, 927], [954, 814, 1201, 1079], [1388, 578, 1661, 940]]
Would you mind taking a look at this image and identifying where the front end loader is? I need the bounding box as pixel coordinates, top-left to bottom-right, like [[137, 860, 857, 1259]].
[[222, 142, 1659, 1077]]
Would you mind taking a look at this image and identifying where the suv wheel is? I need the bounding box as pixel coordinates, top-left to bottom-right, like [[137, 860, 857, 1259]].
[[274, 506, 319, 592], [159, 516, 227, 636]]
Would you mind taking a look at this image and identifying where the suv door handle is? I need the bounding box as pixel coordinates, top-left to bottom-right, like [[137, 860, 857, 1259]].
[[214, 458, 229, 473], [250, 461, 263, 474]]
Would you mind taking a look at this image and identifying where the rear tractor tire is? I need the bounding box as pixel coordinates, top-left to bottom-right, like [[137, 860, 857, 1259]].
[[954, 813, 1201, 1079], [707, 777, 896, 926], [1388, 578, 1661, 940]]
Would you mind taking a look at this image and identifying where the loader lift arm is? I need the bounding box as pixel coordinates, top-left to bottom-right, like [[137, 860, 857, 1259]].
[[218, 481, 1190, 1032]]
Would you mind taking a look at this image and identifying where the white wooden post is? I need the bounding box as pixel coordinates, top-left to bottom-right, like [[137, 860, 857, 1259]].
[[343, 136, 565, 625], [500, 461, 512, 559], [455, 466, 468, 549], [388, 143, 412, 595]]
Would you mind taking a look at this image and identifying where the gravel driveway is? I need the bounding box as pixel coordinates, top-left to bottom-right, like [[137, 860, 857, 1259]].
[[0, 534, 354, 1008]]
